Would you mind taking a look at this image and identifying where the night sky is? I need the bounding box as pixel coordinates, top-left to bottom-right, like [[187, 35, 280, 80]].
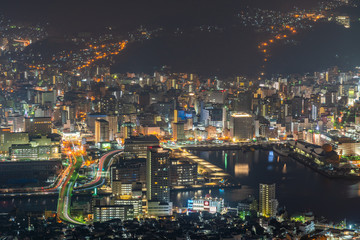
[[2, 0, 320, 34], [2, 0, 359, 76]]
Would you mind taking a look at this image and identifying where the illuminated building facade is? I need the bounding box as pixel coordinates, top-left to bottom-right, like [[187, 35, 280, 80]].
[[173, 122, 185, 141], [113, 199, 142, 217], [170, 159, 197, 186], [146, 146, 170, 203], [10, 144, 60, 160], [0, 130, 28, 154], [188, 197, 224, 213], [230, 112, 254, 140], [124, 135, 159, 158], [94, 205, 134, 222], [25, 117, 52, 136], [95, 119, 109, 143], [259, 183, 278, 218]]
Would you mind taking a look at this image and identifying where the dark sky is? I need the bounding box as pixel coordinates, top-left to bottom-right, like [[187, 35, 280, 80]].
[[8, 0, 352, 77], [1, 0, 320, 34]]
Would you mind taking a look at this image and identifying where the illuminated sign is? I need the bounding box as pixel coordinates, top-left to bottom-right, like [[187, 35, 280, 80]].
[[204, 201, 209, 206], [187, 200, 193, 209], [209, 207, 217, 213]]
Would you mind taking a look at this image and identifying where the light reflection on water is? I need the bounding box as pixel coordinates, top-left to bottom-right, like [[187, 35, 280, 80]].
[[282, 164, 287, 174], [234, 163, 249, 177], [171, 149, 360, 223]]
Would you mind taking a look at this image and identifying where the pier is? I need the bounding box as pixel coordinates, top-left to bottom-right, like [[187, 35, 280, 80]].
[[173, 148, 230, 181]]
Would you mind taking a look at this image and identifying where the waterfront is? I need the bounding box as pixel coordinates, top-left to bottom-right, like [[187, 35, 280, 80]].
[[0, 196, 57, 213], [172, 149, 360, 224], [2, 149, 360, 224]]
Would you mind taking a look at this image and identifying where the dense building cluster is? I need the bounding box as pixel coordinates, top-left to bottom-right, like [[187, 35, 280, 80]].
[[0, 208, 358, 239], [0, 0, 360, 238]]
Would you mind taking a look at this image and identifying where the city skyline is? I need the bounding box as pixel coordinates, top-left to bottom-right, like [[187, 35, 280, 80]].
[[0, 0, 360, 239]]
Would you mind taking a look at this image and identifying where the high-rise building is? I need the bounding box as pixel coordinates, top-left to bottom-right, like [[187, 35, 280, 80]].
[[235, 91, 252, 112], [259, 183, 278, 218], [25, 117, 52, 136], [124, 135, 159, 158], [146, 146, 170, 203], [111, 158, 146, 185], [230, 113, 254, 140], [291, 96, 303, 118], [106, 115, 118, 141], [170, 159, 197, 186], [173, 122, 185, 141], [95, 119, 109, 143]]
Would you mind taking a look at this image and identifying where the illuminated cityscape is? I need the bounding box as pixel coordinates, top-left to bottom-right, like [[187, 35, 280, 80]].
[[1, 0, 360, 239]]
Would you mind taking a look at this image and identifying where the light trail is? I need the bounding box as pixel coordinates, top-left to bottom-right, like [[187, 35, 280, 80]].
[[0, 154, 73, 195], [57, 154, 85, 225], [75, 150, 122, 190]]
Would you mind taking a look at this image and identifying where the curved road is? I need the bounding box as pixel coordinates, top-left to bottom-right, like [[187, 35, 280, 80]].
[[57, 154, 85, 225], [75, 149, 122, 191], [57, 150, 121, 225]]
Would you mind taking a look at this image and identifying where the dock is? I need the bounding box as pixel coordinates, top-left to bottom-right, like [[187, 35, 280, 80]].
[[173, 148, 230, 180]]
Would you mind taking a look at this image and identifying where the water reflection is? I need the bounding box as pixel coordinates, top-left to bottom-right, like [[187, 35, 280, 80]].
[[183, 149, 360, 223], [268, 151, 274, 162], [235, 163, 249, 177], [347, 183, 360, 198]]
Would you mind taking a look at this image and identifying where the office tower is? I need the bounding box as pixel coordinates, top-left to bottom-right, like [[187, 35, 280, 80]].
[[259, 183, 278, 218], [236, 91, 252, 112], [111, 159, 146, 184], [291, 96, 304, 118], [170, 159, 197, 186], [124, 135, 159, 158], [25, 117, 52, 136], [146, 146, 172, 216], [146, 146, 170, 202], [173, 122, 185, 141], [231, 112, 254, 140], [111, 158, 146, 197], [106, 115, 118, 141], [95, 119, 109, 143]]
